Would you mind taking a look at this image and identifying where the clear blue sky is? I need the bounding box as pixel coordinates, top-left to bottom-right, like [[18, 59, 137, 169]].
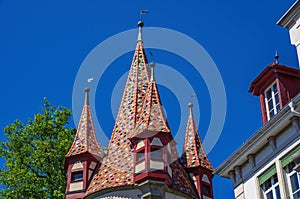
[[0, 0, 299, 198]]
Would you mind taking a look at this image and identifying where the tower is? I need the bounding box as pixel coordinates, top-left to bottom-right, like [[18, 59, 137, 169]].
[[64, 18, 215, 199], [248, 55, 300, 124], [86, 20, 151, 195], [65, 88, 104, 199], [86, 20, 198, 199], [129, 62, 173, 198], [182, 103, 214, 199]]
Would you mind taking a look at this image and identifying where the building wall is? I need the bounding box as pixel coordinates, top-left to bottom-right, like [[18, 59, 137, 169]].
[[288, 15, 300, 66], [93, 188, 191, 199], [94, 189, 142, 199], [231, 118, 300, 199]]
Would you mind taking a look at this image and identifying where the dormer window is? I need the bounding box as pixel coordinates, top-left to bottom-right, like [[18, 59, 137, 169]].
[[265, 82, 280, 120], [71, 171, 83, 182]]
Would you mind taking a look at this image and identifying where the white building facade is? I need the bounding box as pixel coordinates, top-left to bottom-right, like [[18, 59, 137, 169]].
[[278, 0, 300, 67]]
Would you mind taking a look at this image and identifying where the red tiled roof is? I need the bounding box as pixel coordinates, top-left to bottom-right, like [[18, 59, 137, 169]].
[[86, 24, 206, 199], [133, 80, 171, 137], [171, 159, 199, 198], [182, 105, 214, 171], [86, 40, 150, 194]]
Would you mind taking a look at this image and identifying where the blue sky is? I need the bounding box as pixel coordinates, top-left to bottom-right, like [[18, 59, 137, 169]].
[[0, 0, 299, 198]]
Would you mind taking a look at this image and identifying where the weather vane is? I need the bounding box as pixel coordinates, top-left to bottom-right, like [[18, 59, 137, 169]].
[[190, 94, 196, 103], [87, 77, 94, 83], [140, 10, 149, 21]]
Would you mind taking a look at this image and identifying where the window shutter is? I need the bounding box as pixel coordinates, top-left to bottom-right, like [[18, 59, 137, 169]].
[[258, 165, 276, 185], [281, 145, 300, 168]]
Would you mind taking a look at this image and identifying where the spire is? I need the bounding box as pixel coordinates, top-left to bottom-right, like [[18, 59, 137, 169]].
[[66, 88, 103, 159], [137, 10, 148, 41], [188, 102, 193, 118], [275, 50, 279, 64], [84, 87, 89, 105], [133, 63, 170, 137], [182, 103, 214, 171], [150, 62, 155, 82], [86, 21, 150, 194], [137, 20, 144, 41]]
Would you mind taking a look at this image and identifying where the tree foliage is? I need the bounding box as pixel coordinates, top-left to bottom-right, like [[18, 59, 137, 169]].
[[0, 99, 76, 198]]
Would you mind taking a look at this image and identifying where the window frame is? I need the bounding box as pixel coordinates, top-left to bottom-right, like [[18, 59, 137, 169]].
[[264, 82, 280, 120], [260, 174, 281, 199], [71, 171, 84, 182], [285, 162, 300, 199]]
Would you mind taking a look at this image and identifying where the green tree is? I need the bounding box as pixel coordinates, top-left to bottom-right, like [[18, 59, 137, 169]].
[[0, 99, 76, 198]]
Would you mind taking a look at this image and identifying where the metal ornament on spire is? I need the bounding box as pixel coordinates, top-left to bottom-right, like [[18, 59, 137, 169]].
[[84, 87, 90, 106], [137, 10, 148, 41], [275, 50, 279, 64], [150, 61, 155, 81], [188, 102, 194, 118]]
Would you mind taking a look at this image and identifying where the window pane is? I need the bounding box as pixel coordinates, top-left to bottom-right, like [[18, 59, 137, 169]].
[[267, 89, 272, 99], [136, 151, 145, 161], [290, 173, 300, 192], [275, 185, 281, 199], [273, 175, 278, 183], [273, 84, 278, 93], [269, 110, 275, 118], [201, 184, 211, 196], [266, 190, 274, 199], [293, 190, 300, 199], [274, 93, 279, 104], [265, 178, 272, 190], [72, 171, 83, 182], [151, 150, 162, 159], [268, 100, 274, 109]]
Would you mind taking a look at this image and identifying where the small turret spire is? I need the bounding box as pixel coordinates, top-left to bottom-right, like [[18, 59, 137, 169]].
[[85, 87, 90, 106], [275, 50, 279, 64], [149, 62, 155, 81], [188, 102, 193, 118], [137, 20, 144, 41]]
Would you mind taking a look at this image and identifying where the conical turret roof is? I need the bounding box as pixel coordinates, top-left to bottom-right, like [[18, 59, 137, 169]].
[[87, 21, 150, 194], [133, 63, 170, 137], [66, 88, 104, 159], [182, 103, 214, 171]]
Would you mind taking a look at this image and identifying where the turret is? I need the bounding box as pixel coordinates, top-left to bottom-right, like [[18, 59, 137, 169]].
[[65, 88, 104, 199], [182, 103, 214, 199]]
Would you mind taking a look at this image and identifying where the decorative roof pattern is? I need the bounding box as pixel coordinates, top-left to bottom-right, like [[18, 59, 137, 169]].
[[133, 79, 170, 137], [170, 159, 199, 198], [86, 38, 150, 194], [66, 89, 104, 158], [182, 103, 214, 171]]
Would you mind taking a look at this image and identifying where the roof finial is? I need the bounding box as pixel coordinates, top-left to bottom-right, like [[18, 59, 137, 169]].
[[137, 10, 148, 41], [85, 87, 90, 106], [188, 102, 194, 118], [149, 62, 155, 81], [275, 50, 279, 64]]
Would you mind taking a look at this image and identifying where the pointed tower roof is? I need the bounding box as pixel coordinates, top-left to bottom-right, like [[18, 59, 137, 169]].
[[86, 21, 150, 194], [133, 63, 198, 199], [133, 62, 170, 137], [182, 103, 214, 171], [66, 88, 104, 159]]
